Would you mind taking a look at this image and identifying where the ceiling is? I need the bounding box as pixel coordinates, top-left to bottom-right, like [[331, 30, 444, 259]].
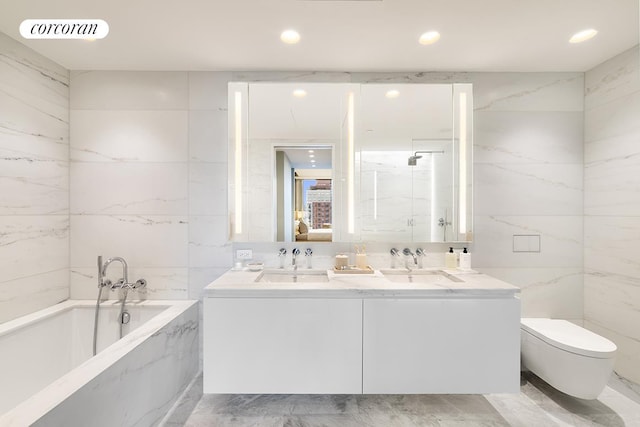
[[0, 0, 637, 72]]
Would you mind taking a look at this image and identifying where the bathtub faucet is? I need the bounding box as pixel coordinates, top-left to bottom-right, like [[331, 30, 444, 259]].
[[100, 256, 128, 288], [97, 256, 146, 291]]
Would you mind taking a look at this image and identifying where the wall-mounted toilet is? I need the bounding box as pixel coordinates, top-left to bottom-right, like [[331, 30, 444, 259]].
[[521, 318, 617, 400]]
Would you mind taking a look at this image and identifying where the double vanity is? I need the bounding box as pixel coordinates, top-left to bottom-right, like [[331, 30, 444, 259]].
[[203, 267, 520, 395]]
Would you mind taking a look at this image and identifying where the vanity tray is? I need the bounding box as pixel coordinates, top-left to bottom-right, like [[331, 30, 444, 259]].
[[333, 265, 374, 274]]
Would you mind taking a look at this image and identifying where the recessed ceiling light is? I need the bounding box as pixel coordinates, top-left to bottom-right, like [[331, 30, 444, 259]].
[[309, 154, 315, 158], [312, 164, 316, 167], [293, 89, 307, 98], [311, 159, 316, 163], [281, 29, 300, 44], [419, 31, 440, 45], [308, 150, 314, 153], [385, 90, 400, 99], [569, 29, 597, 44]]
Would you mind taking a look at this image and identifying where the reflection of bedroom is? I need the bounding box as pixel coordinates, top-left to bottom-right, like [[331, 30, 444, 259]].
[[275, 147, 333, 242]]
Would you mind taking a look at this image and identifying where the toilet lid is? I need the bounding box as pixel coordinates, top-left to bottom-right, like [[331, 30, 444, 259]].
[[521, 318, 617, 359]]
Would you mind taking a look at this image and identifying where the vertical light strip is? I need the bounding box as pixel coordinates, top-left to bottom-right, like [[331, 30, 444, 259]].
[[458, 92, 467, 233], [373, 170, 378, 220], [431, 155, 436, 241], [234, 91, 243, 234], [347, 92, 355, 234]]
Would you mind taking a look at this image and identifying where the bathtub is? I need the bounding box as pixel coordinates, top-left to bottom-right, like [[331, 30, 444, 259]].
[[0, 299, 198, 427]]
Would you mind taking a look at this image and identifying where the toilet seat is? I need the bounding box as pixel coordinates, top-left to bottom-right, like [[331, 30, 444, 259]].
[[521, 318, 616, 359]]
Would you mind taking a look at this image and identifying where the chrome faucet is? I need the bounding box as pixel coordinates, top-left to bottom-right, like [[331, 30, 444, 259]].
[[278, 248, 287, 269], [416, 248, 426, 269], [305, 248, 313, 269], [101, 256, 128, 288], [97, 256, 146, 291], [390, 248, 401, 268], [403, 248, 417, 270], [292, 248, 301, 270]]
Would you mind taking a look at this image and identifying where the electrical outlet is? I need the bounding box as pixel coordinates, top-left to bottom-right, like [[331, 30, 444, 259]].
[[236, 249, 253, 260]]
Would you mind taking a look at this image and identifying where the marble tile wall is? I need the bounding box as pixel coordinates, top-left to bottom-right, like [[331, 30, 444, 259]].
[[67, 70, 584, 323], [0, 33, 69, 323], [584, 45, 640, 384], [69, 71, 191, 300]]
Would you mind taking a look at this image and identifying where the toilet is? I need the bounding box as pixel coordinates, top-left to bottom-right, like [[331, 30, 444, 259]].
[[520, 318, 617, 400]]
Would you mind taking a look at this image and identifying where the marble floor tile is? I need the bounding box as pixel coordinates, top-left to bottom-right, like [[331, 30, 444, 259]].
[[177, 372, 640, 427]]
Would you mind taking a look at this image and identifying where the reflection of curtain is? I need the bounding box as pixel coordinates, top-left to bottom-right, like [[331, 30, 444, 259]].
[[295, 179, 303, 211]]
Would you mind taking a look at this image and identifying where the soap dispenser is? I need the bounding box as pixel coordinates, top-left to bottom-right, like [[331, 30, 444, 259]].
[[459, 247, 471, 270], [445, 247, 457, 269]]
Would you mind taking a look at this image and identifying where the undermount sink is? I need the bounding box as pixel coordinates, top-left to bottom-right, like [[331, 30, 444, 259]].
[[381, 269, 463, 284], [255, 270, 329, 283]]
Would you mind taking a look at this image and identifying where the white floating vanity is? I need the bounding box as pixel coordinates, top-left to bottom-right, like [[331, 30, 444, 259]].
[[203, 268, 520, 395]]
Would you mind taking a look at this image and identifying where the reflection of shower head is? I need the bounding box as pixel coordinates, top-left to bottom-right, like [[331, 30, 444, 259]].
[[408, 155, 422, 166], [408, 150, 445, 166]]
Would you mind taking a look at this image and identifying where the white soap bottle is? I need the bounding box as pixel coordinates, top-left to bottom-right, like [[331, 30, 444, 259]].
[[459, 247, 471, 270], [445, 247, 457, 269]]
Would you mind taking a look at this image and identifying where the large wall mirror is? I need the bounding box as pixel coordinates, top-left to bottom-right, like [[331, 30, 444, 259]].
[[228, 82, 472, 243]]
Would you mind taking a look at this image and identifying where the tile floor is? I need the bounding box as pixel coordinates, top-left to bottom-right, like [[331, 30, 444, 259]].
[[168, 372, 640, 426]]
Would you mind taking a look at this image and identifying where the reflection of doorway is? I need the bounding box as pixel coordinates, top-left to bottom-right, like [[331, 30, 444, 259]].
[[275, 146, 332, 242]]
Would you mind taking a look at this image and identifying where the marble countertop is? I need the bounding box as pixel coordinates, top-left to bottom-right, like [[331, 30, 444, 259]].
[[204, 267, 520, 298]]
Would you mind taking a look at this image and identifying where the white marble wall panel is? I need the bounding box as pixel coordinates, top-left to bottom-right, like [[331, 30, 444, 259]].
[[0, 161, 68, 215], [0, 214, 69, 319], [584, 45, 640, 384], [69, 71, 191, 302], [585, 46, 640, 110], [189, 163, 227, 216], [70, 71, 188, 110], [475, 163, 583, 216], [70, 215, 188, 267], [468, 71, 584, 320], [470, 73, 584, 112], [0, 269, 68, 324], [0, 215, 69, 281], [585, 135, 640, 216], [189, 71, 233, 110], [584, 216, 640, 278], [0, 33, 69, 323], [585, 274, 640, 345], [70, 162, 188, 215], [187, 72, 233, 307], [188, 216, 233, 268], [189, 109, 227, 162], [479, 267, 583, 320], [232, 71, 352, 83], [474, 111, 583, 164], [585, 91, 640, 143], [473, 215, 583, 268], [353, 72, 582, 110], [70, 110, 188, 162]]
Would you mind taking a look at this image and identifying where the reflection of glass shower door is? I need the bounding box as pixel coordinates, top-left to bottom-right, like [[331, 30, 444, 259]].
[[410, 140, 454, 242], [360, 151, 412, 242]]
